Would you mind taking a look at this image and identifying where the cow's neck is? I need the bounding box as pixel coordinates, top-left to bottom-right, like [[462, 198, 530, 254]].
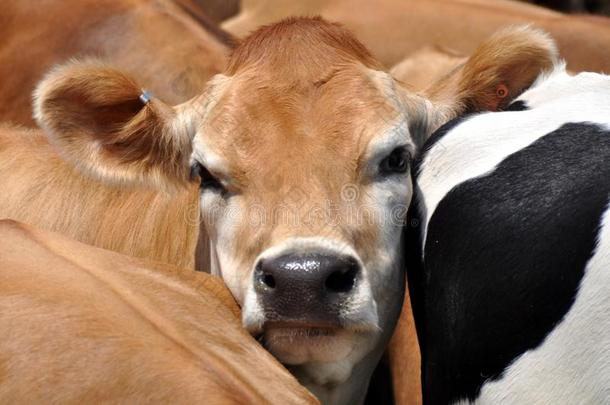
[[289, 345, 386, 405], [291, 257, 405, 404]]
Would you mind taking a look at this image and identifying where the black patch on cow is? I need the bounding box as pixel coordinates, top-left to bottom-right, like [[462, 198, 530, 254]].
[[405, 114, 476, 361], [503, 99, 529, 111], [404, 178, 429, 359], [413, 122, 610, 404]]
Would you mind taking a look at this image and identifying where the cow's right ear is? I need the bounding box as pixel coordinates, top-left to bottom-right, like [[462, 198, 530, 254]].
[[34, 61, 195, 191], [421, 25, 559, 136]]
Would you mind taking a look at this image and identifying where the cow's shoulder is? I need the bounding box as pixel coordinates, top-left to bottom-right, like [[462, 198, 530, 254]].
[[415, 70, 610, 403], [417, 68, 610, 235]]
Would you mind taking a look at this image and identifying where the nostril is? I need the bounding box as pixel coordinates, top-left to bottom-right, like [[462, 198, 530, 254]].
[[263, 273, 276, 289], [325, 263, 359, 293], [255, 260, 276, 290]]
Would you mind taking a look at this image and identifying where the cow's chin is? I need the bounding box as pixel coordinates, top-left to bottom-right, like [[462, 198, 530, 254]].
[[263, 326, 361, 365]]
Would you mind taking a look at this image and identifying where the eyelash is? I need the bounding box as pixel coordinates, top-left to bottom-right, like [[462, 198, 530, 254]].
[[379, 146, 411, 176], [191, 148, 409, 195], [190, 162, 226, 194]]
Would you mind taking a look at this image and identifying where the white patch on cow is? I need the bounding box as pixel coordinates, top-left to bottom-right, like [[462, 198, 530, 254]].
[[301, 358, 355, 386], [200, 191, 246, 303], [418, 66, 610, 244], [470, 201, 610, 404], [242, 283, 265, 334], [240, 235, 386, 399], [188, 78, 247, 294], [290, 333, 381, 405], [521, 63, 610, 109], [358, 168, 410, 323], [360, 114, 413, 276]]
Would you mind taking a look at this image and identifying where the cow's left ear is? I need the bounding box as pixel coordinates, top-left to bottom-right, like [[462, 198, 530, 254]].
[[421, 25, 558, 134], [34, 60, 195, 192]]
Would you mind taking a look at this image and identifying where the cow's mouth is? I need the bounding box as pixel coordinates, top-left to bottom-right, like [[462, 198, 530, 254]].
[[260, 323, 358, 364]]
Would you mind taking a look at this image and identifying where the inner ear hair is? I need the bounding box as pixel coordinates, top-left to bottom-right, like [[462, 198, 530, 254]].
[[34, 60, 193, 192], [108, 98, 193, 189], [423, 25, 559, 119]]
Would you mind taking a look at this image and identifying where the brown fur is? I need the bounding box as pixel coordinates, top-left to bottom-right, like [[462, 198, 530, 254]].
[[3, 19, 559, 403], [0, 219, 317, 404], [199, 19, 397, 272], [219, 18, 555, 405], [197, 23, 556, 275], [34, 61, 193, 191], [423, 25, 558, 127], [387, 286, 422, 405], [172, 0, 237, 41], [227, 16, 381, 75], [19, 21, 557, 279], [223, 0, 610, 74], [0, 125, 200, 269], [193, 0, 240, 23], [0, 0, 232, 127], [390, 46, 467, 91]]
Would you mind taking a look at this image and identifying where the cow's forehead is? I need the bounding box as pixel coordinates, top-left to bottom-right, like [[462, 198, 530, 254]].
[[197, 64, 408, 189]]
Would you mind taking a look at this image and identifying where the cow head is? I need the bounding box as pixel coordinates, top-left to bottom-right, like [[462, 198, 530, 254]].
[[34, 18, 557, 403]]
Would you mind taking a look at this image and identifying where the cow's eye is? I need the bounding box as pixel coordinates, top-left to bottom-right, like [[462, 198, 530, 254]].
[[190, 162, 225, 194], [380, 147, 410, 175]]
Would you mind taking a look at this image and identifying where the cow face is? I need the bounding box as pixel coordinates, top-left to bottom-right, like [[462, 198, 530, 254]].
[[191, 64, 417, 370], [34, 18, 557, 402]]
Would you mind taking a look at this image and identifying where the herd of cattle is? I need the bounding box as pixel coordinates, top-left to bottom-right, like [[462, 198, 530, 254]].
[[0, 1, 609, 404]]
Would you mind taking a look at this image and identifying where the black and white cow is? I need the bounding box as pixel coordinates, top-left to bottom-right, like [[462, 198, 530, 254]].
[[406, 65, 610, 404]]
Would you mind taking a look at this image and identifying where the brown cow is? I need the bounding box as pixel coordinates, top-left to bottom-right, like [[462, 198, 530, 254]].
[[390, 46, 467, 91], [0, 0, 233, 127], [0, 19, 556, 403], [222, 2, 609, 402], [0, 219, 317, 404], [0, 124, 200, 269], [222, 0, 610, 73]]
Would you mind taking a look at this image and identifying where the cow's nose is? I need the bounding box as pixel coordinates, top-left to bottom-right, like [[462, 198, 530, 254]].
[[254, 253, 361, 324], [257, 253, 360, 294]]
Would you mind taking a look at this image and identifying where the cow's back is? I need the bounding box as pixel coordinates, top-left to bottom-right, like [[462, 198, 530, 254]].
[[224, 0, 610, 73], [0, 0, 231, 126], [0, 219, 316, 404], [409, 70, 610, 404]]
